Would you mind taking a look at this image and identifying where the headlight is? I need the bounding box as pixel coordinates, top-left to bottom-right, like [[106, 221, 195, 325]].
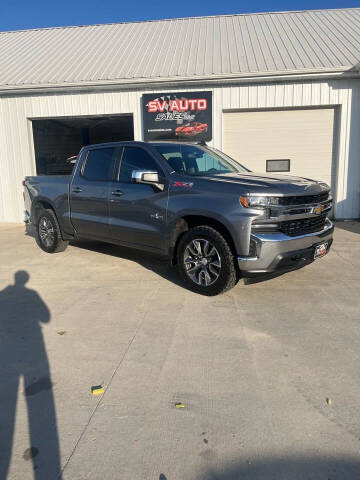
[[240, 195, 280, 208]]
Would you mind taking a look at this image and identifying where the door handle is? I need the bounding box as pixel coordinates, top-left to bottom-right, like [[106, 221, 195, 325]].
[[72, 187, 82, 193], [111, 190, 124, 197]]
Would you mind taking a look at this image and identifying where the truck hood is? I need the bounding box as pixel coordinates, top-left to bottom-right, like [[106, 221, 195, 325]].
[[206, 172, 329, 196]]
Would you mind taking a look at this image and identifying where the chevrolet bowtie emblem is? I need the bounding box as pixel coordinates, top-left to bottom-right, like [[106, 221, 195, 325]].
[[150, 212, 163, 220], [313, 205, 324, 215]]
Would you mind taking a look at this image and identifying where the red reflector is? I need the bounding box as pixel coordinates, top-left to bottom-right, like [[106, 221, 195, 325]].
[[22, 180, 25, 186]]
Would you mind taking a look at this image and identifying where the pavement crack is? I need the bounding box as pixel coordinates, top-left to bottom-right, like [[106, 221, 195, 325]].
[[331, 247, 357, 269], [231, 292, 280, 460], [58, 283, 161, 479]]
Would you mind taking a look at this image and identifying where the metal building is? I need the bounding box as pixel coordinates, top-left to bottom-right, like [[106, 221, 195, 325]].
[[0, 8, 359, 222]]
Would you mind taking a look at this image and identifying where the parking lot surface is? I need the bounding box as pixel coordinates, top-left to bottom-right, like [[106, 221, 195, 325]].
[[1, 222, 360, 480]]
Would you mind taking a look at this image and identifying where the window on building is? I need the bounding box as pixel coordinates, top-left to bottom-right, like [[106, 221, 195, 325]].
[[266, 159, 290, 173]]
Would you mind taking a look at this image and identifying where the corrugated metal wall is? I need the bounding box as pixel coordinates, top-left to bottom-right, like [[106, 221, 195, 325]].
[[0, 79, 359, 222], [215, 80, 360, 219]]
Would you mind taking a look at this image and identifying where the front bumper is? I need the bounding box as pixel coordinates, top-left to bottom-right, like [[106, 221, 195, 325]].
[[238, 219, 334, 276]]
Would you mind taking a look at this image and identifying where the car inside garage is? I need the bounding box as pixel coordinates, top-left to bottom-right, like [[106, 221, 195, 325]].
[[222, 108, 337, 193], [32, 114, 134, 175]]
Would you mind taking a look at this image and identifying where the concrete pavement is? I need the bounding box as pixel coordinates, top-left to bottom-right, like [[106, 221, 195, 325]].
[[0, 222, 360, 480]]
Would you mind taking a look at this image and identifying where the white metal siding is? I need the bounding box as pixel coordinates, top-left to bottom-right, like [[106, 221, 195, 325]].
[[0, 78, 359, 222], [223, 108, 335, 188], [215, 80, 360, 218]]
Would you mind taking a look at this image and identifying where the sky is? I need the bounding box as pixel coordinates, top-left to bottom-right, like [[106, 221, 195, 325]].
[[0, 0, 358, 31]]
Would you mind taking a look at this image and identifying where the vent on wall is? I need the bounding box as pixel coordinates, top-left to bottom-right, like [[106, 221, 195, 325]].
[[266, 159, 290, 173]]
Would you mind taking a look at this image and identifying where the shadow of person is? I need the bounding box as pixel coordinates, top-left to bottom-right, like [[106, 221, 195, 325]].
[[0, 271, 61, 479]]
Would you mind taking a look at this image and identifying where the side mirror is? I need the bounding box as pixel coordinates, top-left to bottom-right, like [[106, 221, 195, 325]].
[[131, 170, 164, 190]]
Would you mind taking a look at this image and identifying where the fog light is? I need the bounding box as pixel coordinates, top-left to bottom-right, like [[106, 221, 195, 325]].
[[251, 223, 280, 232], [249, 238, 258, 257]]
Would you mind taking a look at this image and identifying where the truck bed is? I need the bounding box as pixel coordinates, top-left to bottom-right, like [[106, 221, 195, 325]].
[[24, 175, 71, 231]]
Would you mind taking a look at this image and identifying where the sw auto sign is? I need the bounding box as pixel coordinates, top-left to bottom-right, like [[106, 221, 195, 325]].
[[142, 91, 212, 141]]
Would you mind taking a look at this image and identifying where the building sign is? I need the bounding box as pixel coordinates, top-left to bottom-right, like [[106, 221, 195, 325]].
[[142, 91, 212, 141]]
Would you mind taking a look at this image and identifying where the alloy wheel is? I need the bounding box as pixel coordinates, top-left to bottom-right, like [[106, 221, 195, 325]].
[[183, 239, 221, 286], [39, 216, 55, 248]]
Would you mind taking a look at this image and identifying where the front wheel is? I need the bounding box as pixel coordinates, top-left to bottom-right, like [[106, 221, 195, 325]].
[[176, 226, 238, 296], [35, 208, 68, 253]]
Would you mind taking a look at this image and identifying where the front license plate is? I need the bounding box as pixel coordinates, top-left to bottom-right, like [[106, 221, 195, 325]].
[[314, 242, 328, 259]]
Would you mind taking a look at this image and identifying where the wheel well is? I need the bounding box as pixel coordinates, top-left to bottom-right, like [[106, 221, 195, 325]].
[[171, 215, 237, 264], [32, 200, 73, 241], [32, 200, 54, 221]]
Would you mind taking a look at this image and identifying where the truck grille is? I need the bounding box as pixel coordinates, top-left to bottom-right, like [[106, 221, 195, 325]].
[[279, 192, 329, 206], [280, 214, 327, 237]]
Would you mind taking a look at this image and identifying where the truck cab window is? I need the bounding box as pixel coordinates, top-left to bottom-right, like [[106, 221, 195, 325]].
[[82, 148, 116, 181], [119, 147, 160, 183], [154, 144, 245, 176]]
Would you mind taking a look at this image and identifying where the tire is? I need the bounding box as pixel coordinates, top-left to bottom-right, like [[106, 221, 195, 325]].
[[176, 226, 237, 296], [35, 208, 69, 253]]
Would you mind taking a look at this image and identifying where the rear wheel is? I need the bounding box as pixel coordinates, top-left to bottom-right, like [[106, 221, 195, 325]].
[[176, 226, 237, 296], [35, 208, 68, 253]]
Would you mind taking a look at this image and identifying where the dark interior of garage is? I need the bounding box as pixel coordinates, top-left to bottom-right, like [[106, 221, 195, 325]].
[[32, 114, 134, 175]]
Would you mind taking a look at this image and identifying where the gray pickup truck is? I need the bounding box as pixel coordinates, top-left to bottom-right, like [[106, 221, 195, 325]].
[[24, 141, 333, 295]]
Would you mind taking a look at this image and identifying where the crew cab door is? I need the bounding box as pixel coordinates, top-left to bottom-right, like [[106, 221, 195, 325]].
[[108, 146, 168, 252], [70, 146, 119, 238]]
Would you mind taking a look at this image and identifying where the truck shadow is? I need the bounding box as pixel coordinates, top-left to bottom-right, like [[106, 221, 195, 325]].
[[69, 239, 299, 289], [69, 239, 186, 289], [198, 455, 360, 479], [243, 264, 308, 285], [333, 220, 360, 235], [27, 226, 313, 289], [26, 226, 185, 288]]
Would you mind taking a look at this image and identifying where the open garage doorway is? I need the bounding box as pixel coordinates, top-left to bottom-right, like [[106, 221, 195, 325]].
[[32, 114, 134, 175]]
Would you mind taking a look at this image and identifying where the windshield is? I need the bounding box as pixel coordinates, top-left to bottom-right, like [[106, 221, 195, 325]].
[[153, 144, 249, 177]]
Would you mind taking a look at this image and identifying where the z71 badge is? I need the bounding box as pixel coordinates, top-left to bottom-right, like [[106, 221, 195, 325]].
[[173, 181, 194, 188]]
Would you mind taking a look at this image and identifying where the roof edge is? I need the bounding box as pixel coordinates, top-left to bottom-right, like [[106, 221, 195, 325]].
[[0, 67, 358, 96]]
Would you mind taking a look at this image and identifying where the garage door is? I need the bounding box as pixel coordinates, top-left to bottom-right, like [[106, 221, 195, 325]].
[[223, 108, 336, 189]]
